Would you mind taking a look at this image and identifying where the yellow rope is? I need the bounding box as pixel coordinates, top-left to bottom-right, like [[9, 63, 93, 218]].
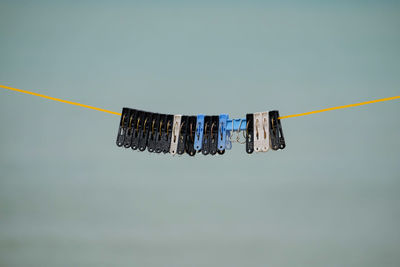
[[279, 95, 400, 119], [0, 84, 121, 116], [1, 84, 399, 119]]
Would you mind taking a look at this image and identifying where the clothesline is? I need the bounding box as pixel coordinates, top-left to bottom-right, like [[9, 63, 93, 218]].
[[1, 84, 399, 119]]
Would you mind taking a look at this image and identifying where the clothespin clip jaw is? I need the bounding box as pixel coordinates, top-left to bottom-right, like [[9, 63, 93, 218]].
[[269, 110, 286, 150], [217, 114, 228, 154], [194, 115, 204, 151]]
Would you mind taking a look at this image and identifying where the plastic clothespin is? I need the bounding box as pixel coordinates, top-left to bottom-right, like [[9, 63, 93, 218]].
[[209, 116, 219, 155], [202, 116, 211, 155], [159, 114, 173, 153], [185, 116, 197, 156], [261, 112, 270, 152], [147, 113, 160, 153], [154, 114, 166, 153], [116, 108, 130, 147], [226, 118, 247, 132], [253, 112, 264, 152], [177, 115, 188, 155], [194, 114, 204, 151], [123, 109, 135, 148], [269, 110, 286, 150], [245, 113, 254, 154], [169, 115, 182, 155], [138, 112, 152, 151], [131, 110, 144, 150], [217, 114, 228, 153]]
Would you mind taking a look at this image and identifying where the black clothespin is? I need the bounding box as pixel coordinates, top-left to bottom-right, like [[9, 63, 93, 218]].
[[131, 110, 144, 150], [116, 108, 130, 147], [123, 109, 137, 148], [269, 110, 286, 150], [246, 113, 254, 154], [154, 114, 166, 153], [185, 116, 197, 156], [138, 112, 152, 151], [162, 114, 174, 153], [202, 116, 212, 155], [209, 116, 219, 155], [147, 113, 160, 153], [177, 116, 188, 155]]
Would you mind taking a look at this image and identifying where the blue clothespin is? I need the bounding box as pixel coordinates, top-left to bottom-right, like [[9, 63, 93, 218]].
[[218, 114, 228, 151], [226, 118, 247, 131], [194, 114, 204, 151]]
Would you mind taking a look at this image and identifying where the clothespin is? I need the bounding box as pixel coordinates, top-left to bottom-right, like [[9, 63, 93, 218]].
[[147, 113, 160, 153], [124, 109, 138, 148], [138, 112, 152, 151], [217, 114, 228, 154], [194, 114, 204, 151], [177, 115, 188, 155], [154, 114, 166, 153], [186, 116, 197, 156], [116, 108, 130, 147], [202, 116, 211, 155], [245, 113, 254, 153], [208, 116, 219, 155], [226, 118, 247, 132], [269, 110, 286, 150], [162, 115, 174, 153], [131, 110, 144, 150], [170, 115, 182, 155], [253, 112, 269, 152]]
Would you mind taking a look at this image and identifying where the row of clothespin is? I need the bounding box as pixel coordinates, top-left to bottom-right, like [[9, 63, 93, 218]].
[[116, 108, 285, 156]]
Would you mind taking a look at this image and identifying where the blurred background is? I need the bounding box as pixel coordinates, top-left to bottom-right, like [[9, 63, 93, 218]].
[[0, 0, 399, 266]]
